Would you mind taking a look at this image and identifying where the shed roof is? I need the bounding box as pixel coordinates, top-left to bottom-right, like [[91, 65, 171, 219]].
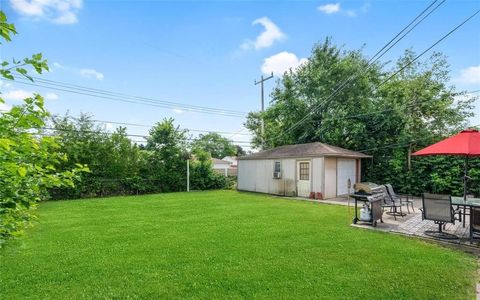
[[239, 142, 371, 160]]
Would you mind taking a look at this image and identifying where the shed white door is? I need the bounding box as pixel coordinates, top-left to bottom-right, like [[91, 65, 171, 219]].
[[297, 161, 311, 197], [337, 159, 356, 196]]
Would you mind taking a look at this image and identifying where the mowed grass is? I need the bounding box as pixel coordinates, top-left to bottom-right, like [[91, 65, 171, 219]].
[[0, 191, 477, 299]]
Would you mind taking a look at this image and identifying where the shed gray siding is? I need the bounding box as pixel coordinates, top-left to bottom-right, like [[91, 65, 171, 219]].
[[237, 158, 296, 196], [238, 157, 326, 197]]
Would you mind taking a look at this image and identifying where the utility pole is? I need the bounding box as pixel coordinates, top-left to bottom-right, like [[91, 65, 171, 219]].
[[255, 72, 274, 148]]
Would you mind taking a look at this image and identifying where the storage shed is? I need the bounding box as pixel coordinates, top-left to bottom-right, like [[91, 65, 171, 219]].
[[237, 142, 371, 198]]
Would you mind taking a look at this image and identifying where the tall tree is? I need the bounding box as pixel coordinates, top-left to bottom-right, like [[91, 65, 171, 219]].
[[235, 145, 246, 157], [191, 132, 237, 158], [146, 118, 189, 192], [50, 114, 142, 198], [246, 38, 383, 150], [245, 38, 476, 196]]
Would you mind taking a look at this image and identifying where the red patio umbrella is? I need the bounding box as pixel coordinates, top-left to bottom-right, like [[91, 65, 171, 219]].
[[412, 129, 480, 199]]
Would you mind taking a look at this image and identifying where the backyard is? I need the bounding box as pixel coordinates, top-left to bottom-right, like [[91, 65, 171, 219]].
[[0, 190, 477, 299]]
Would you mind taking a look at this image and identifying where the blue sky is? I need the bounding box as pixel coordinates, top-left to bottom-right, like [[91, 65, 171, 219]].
[[1, 0, 479, 150]]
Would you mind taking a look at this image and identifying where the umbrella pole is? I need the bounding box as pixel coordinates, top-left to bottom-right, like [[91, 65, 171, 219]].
[[464, 156, 469, 201]]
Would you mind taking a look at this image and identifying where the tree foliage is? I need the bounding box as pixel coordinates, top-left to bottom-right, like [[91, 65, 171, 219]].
[[0, 11, 87, 244], [48, 116, 233, 198], [49, 114, 143, 198], [246, 38, 478, 196], [191, 132, 237, 158]]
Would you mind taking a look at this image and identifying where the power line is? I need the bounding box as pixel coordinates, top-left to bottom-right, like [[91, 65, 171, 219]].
[[269, 0, 447, 143], [367, 0, 446, 64], [2, 89, 477, 118], [0, 107, 253, 135], [227, 126, 249, 139], [358, 124, 480, 153], [273, 0, 446, 140], [29, 76, 248, 115], [271, 4, 478, 144], [8, 77, 247, 118], [466, 89, 480, 94], [39, 127, 253, 144], [86, 119, 252, 136], [322, 91, 480, 123], [9, 2, 443, 123], [377, 10, 480, 87]]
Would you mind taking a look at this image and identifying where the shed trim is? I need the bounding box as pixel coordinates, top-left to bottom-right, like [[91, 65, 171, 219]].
[[239, 142, 371, 160]]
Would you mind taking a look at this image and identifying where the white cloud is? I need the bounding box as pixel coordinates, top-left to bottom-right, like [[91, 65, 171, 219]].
[[9, 0, 43, 16], [173, 108, 184, 114], [0, 80, 12, 89], [455, 65, 480, 84], [345, 10, 356, 17], [80, 68, 104, 80], [53, 11, 77, 24], [2, 89, 34, 101], [261, 52, 308, 76], [318, 3, 341, 14], [45, 92, 59, 100], [317, 2, 369, 17], [105, 123, 114, 131], [0, 102, 12, 113], [1, 88, 58, 101], [9, 0, 82, 25], [241, 17, 286, 50]]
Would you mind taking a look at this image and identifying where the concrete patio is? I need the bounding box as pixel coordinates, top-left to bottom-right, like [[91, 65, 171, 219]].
[[339, 196, 478, 249], [295, 195, 480, 249]]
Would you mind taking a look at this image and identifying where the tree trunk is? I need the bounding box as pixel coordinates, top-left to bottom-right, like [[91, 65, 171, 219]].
[[407, 144, 412, 170]]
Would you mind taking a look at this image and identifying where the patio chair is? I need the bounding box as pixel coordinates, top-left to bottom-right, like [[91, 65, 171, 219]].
[[384, 184, 414, 213], [422, 193, 461, 239], [371, 186, 404, 220], [469, 206, 480, 244]]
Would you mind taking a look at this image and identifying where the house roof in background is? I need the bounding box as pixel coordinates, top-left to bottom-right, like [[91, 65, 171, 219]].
[[222, 156, 238, 160], [212, 158, 232, 164], [239, 142, 372, 160]]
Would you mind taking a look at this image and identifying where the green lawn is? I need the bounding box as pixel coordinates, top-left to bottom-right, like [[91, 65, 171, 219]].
[[0, 191, 477, 299]]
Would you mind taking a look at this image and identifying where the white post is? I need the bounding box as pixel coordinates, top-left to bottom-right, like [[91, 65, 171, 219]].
[[224, 167, 228, 177], [187, 159, 190, 192], [347, 178, 351, 216]]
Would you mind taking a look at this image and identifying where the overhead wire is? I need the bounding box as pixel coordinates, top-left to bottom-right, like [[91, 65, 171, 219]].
[[270, 4, 479, 145], [322, 90, 480, 123], [86, 119, 252, 136], [358, 123, 480, 153], [39, 127, 253, 144], [7, 77, 247, 118], [267, 0, 447, 143]]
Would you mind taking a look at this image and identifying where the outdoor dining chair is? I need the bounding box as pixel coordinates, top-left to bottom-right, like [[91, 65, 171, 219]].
[[469, 206, 480, 244], [384, 184, 414, 213], [422, 193, 461, 239], [371, 186, 404, 220]]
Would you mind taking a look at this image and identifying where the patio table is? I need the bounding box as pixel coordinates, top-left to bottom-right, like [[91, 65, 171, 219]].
[[452, 197, 480, 206], [451, 197, 480, 227]]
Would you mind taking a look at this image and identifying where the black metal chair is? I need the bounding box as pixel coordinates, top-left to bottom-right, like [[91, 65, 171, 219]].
[[469, 206, 480, 244], [385, 184, 414, 213], [422, 193, 461, 239], [371, 186, 403, 220]]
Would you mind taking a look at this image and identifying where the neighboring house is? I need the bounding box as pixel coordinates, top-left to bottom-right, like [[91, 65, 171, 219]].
[[212, 158, 233, 177], [237, 142, 371, 199], [222, 156, 238, 167]]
